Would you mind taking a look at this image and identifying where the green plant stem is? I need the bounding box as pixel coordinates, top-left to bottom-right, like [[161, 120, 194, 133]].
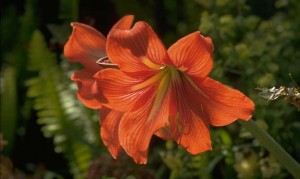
[[238, 119, 300, 178]]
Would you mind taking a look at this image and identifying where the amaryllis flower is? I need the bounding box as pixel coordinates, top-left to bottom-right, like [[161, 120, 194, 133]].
[[64, 15, 134, 158], [94, 22, 255, 164]]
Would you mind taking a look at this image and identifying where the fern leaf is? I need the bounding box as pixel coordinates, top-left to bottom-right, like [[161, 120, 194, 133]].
[[27, 30, 100, 178]]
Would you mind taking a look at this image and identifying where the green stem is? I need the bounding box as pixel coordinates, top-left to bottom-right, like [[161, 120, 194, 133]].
[[238, 119, 300, 178]]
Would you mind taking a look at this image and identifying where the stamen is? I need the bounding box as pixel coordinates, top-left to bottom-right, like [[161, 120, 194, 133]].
[[96, 56, 109, 64], [141, 57, 164, 69], [147, 70, 171, 122], [131, 69, 167, 91], [96, 56, 119, 69]]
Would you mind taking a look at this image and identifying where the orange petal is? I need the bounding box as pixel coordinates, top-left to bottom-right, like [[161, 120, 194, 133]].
[[111, 15, 134, 30], [71, 69, 101, 109], [168, 32, 213, 78], [177, 112, 212, 154], [196, 77, 255, 126], [99, 107, 124, 159], [118, 85, 170, 164], [107, 21, 171, 72], [160, 107, 212, 155], [155, 127, 174, 141], [166, 75, 212, 153], [64, 22, 105, 73], [93, 69, 154, 112]]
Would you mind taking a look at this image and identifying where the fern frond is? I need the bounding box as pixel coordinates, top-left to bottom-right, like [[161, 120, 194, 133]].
[[27, 30, 100, 178]]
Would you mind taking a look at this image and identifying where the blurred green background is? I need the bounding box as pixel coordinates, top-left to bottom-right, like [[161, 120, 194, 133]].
[[1, 0, 299, 178]]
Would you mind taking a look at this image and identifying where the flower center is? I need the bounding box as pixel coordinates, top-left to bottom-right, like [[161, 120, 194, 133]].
[[130, 69, 168, 91], [147, 67, 172, 122], [130, 66, 178, 122]]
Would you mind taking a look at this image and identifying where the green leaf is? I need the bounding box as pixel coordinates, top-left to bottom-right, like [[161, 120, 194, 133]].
[[27, 30, 99, 178]]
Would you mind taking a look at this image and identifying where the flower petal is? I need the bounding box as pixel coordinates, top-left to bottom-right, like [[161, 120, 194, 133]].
[[64, 22, 105, 73], [71, 69, 101, 109], [156, 104, 212, 155], [99, 107, 124, 159], [196, 77, 255, 126], [107, 21, 171, 72], [118, 85, 170, 164], [111, 15, 134, 30], [93, 68, 155, 112], [177, 112, 212, 154], [156, 71, 212, 154], [168, 32, 213, 77]]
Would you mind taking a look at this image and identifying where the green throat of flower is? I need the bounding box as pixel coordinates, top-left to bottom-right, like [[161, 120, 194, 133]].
[[131, 65, 181, 123]]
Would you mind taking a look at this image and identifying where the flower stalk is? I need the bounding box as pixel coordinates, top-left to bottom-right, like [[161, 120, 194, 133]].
[[238, 119, 300, 178]]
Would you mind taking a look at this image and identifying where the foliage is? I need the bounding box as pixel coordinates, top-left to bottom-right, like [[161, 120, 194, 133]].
[[0, 66, 17, 154], [0, 0, 38, 155], [26, 30, 100, 178], [1, 0, 299, 178], [59, 0, 79, 22]]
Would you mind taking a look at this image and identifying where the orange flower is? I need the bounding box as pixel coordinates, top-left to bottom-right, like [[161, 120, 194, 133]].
[[63, 15, 134, 158], [94, 22, 255, 164]]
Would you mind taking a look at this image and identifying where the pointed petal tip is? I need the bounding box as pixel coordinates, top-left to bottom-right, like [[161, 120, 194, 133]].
[[110, 154, 118, 160], [119, 141, 148, 164], [132, 155, 148, 164], [106, 147, 121, 160], [125, 14, 134, 18], [240, 109, 255, 121], [123, 14, 135, 21], [111, 15, 135, 31], [130, 153, 148, 164], [70, 22, 88, 29], [102, 140, 121, 159], [239, 96, 255, 121], [110, 21, 151, 34], [185, 142, 212, 155], [138, 160, 147, 165], [70, 22, 88, 28]]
